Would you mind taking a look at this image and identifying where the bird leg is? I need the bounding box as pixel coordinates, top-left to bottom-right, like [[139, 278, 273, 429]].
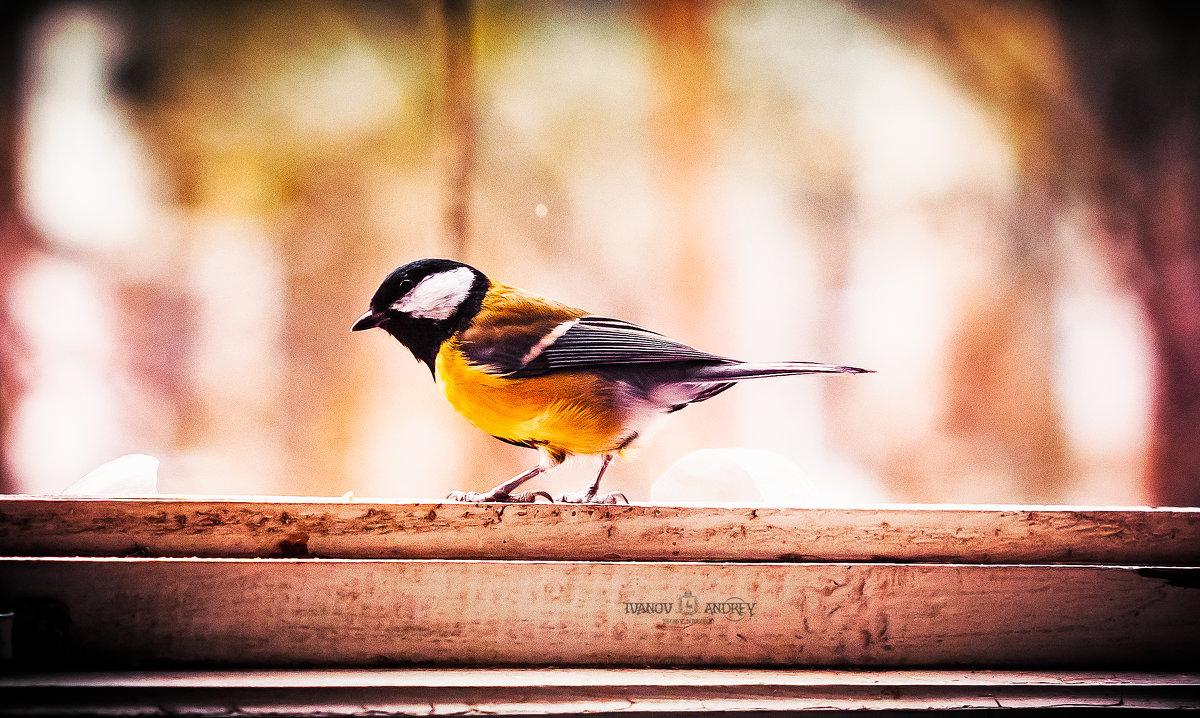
[[555, 455, 628, 504], [447, 466, 553, 503]]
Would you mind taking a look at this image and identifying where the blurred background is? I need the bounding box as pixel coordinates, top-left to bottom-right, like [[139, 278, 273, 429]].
[[0, 0, 1196, 505]]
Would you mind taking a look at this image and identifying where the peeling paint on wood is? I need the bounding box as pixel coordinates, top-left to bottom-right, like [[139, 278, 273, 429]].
[[1, 497, 1197, 563]]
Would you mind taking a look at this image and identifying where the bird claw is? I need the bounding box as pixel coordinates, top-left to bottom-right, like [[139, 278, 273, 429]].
[[446, 489, 553, 503], [554, 490, 629, 505], [511, 490, 555, 503]]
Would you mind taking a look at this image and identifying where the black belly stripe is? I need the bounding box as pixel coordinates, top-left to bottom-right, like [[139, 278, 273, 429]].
[[495, 436, 537, 450], [493, 436, 569, 465]]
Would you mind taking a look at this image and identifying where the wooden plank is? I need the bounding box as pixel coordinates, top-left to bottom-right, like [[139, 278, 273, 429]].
[[2, 497, 1198, 563], [2, 669, 1198, 713], [2, 558, 1197, 668]]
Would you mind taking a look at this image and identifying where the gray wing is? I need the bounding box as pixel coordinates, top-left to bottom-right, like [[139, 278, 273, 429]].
[[502, 316, 734, 379]]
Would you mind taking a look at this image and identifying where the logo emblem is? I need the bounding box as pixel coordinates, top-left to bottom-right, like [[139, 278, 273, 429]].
[[678, 590, 699, 615]]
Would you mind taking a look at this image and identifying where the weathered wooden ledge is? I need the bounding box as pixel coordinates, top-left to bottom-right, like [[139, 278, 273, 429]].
[[2, 496, 1198, 563], [4, 555, 1198, 667], [2, 497, 1197, 670]]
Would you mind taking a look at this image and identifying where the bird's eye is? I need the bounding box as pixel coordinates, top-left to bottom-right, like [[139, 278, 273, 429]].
[[384, 279, 415, 315]]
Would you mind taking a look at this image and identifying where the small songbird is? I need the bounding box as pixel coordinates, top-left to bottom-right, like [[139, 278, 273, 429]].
[[353, 258, 870, 504]]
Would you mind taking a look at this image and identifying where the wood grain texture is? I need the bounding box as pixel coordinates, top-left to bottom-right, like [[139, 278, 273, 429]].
[[2, 497, 1198, 563], [2, 557, 1197, 668], [2, 669, 1198, 713]]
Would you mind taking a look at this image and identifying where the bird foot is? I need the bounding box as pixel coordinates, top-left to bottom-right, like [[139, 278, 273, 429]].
[[446, 489, 553, 503], [554, 490, 629, 505]]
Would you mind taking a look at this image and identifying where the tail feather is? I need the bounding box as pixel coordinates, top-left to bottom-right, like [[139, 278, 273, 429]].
[[689, 361, 872, 384]]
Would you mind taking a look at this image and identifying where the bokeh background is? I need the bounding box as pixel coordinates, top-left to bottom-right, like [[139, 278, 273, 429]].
[[1, 1, 1196, 505]]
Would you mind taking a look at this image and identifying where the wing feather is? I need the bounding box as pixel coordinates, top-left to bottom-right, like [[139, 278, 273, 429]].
[[458, 283, 732, 378], [458, 283, 587, 371], [502, 315, 731, 378]]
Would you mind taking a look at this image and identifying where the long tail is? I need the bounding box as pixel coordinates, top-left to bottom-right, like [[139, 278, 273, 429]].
[[689, 361, 872, 384]]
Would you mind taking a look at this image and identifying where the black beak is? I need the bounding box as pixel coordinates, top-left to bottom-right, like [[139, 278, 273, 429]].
[[352, 310, 383, 332]]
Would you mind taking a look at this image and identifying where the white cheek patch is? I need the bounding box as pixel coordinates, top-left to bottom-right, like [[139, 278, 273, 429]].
[[393, 266, 475, 320]]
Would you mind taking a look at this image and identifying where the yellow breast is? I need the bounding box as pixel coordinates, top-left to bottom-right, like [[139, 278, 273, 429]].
[[435, 337, 629, 459]]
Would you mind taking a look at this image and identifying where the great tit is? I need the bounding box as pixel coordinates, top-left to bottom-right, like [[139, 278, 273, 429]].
[[353, 258, 870, 504]]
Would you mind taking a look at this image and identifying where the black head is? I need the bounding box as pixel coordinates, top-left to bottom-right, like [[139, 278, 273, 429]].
[[352, 258, 488, 372]]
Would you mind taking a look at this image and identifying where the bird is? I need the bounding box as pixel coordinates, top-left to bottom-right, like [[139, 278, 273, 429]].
[[352, 258, 871, 504]]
